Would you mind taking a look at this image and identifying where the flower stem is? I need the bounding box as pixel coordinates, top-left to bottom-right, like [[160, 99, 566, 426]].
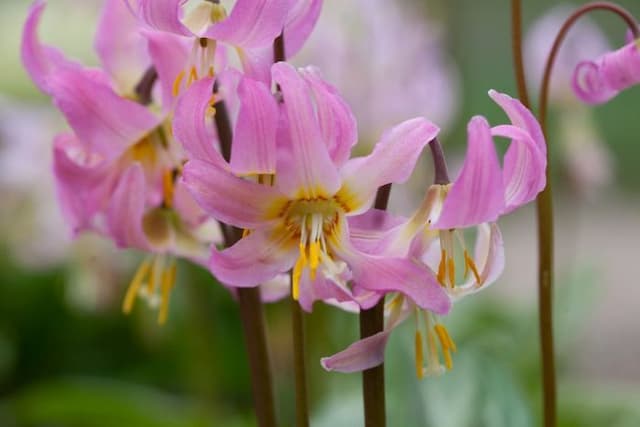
[[291, 276, 310, 427], [359, 183, 392, 427], [134, 66, 158, 105], [214, 94, 277, 427]]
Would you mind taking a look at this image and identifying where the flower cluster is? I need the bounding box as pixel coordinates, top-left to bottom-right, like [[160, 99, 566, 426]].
[[21, 0, 545, 377]]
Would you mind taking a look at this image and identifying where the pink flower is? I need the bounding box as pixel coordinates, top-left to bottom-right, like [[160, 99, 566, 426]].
[[322, 90, 546, 376], [572, 33, 640, 104], [129, 0, 322, 86], [180, 62, 451, 315]]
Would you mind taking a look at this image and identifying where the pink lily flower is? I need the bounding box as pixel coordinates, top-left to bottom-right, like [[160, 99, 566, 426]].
[[572, 32, 640, 104], [322, 90, 546, 376], [128, 0, 322, 88], [180, 62, 451, 315]]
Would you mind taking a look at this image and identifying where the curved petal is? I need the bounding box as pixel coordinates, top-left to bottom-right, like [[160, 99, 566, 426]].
[[144, 30, 189, 111], [599, 40, 640, 92], [260, 274, 291, 303], [237, 47, 273, 84], [204, 0, 288, 49], [136, 0, 191, 35], [330, 219, 450, 314], [230, 77, 278, 175], [52, 133, 114, 235], [95, 0, 150, 92], [299, 66, 357, 167], [181, 159, 286, 229], [321, 330, 391, 373], [338, 118, 439, 214], [47, 68, 161, 159], [571, 60, 618, 104], [491, 124, 546, 212], [172, 76, 225, 165], [106, 164, 149, 250], [21, 0, 78, 93], [209, 228, 297, 287], [283, 0, 322, 57], [272, 62, 341, 198], [435, 116, 504, 229], [298, 268, 355, 313]]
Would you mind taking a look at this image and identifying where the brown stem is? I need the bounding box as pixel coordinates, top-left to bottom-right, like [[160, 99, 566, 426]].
[[134, 67, 158, 106], [358, 183, 392, 427], [529, 3, 637, 427], [429, 138, 450, 185], [214, 89, 277, 427], [291, 276, 310, 427]]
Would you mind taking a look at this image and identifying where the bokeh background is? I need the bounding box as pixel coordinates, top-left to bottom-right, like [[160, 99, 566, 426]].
[[1, 0, 640, 426]]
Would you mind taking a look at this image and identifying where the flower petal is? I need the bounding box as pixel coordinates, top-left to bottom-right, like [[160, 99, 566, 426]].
[[491, 124, 546, 212], [272, 62, 341, 198], [260, 274, 291, 303], [21, 0, 78, 93], [95, 0, 150, 92], [330, 219, 450, 314], [144, 30, 189, 111], [204, 0, 288, 49], [47, 67, 161, 159], [135, 0, 191, 35], [435, 116, 505, 229], [172, 76, 225, 165], [299, 66, 357, 167], [106, 164, 149, 250], [230, 76, 278, 175], [321, 329, 391, 373], [338, 118, 439, 214], [181, 159, 286, 229], [209, 228, 297, 287], [283, 0, 322, 57]]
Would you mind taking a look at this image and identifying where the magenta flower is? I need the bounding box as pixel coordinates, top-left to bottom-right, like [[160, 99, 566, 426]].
[[180, 62, 451, 315], [572, 33, 640, 104], [322, 90, 546, 376], [129, 0, 322, 88]]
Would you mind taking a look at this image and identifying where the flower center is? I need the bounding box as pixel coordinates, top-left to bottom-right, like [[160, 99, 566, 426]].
[[172, 38, 217, 97]]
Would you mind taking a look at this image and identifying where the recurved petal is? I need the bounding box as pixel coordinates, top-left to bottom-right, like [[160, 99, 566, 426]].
[[230, 77, 278, 175], [321, 330, 391, 373], [491, 124, 546, 212], [172, 77, 225, 165], [572, 60, 619, 104], [209, 228, 297, 287], [47, 68, 161, 159], [106, 164, 149, 250], [260, 274, 291, 303], [144, 30, 189, 111], [95, 0, 150, 92], [272, 62, 341, 198], [204, 0, 288, 48], [299, 66, 357, 167], [21, 0, 78, 93], [338, 118, 439, 214], [181, 159, 286, 229], [135, 0, 191, 35], [283, 0, 323, 57], [599, 40, 640, 92]]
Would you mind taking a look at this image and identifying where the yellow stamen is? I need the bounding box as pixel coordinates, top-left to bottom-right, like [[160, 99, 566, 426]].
[[415, 330, 425, 379], [434, 324, 456, 370], [123, 259, 151, 314], [162, 170, 175, 208], [158, 261, 177, 325], [242, 228, 251, 238], [309, 241, 320, 280], [187, 66, 198, 86], [292, 243, 308, 300], [447, 257, 456, 288], [437, 249, 447, 286], [207, 65, 215, 77], [464, 251, 482, 286], [172, 70, 186, 97]]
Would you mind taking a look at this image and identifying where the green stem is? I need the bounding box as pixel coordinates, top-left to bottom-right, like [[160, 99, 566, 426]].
[[359, 183, 392, 427]]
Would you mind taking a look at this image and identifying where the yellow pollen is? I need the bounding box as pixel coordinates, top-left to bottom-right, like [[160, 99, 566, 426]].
[[208, 65, 215, 77], [242, 228, 251, 238], [292, 243, 308, 300], [447, 257, 456, 288], [187, 66, 199, 86], [437, 249, 447, 286], [158, 261, 177, 325], [415, 330, 425, 379], [123, 259, 152, 314], [162, 170, 175, 208], [172, 70, 186, 97], [434, 324, 456, 370], [464, 251, 482, 286], [309, 241, 320, 280], [206, 94, 217, 116]]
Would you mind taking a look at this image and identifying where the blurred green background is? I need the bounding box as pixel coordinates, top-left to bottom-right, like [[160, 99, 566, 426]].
[[1, 0, 640, 426]]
